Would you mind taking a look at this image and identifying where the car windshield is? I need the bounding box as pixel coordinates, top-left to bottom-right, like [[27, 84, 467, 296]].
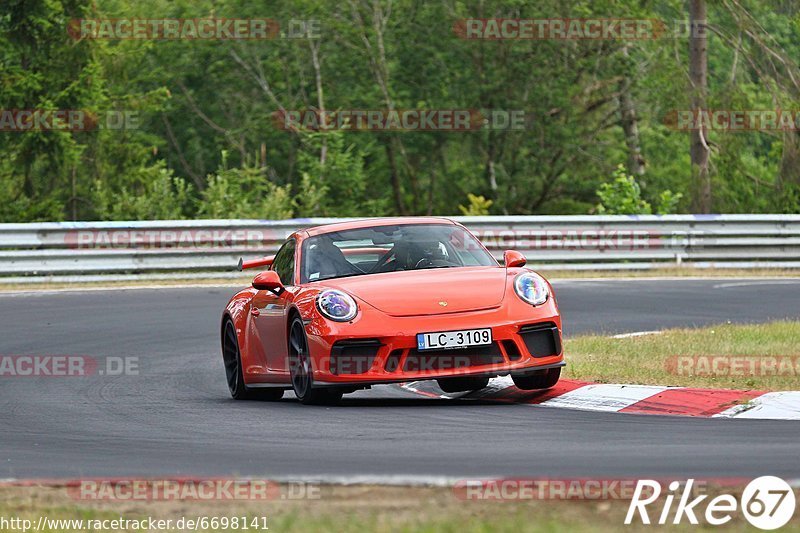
[[300, 223, 496, 283]]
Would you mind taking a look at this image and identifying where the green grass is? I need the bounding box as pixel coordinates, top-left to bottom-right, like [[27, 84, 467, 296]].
[[1, 485, 796, 532], [564, 320, 800, 390]]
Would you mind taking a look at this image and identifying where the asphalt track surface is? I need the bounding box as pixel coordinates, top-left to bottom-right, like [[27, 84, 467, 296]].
[[1, 279, 799, 481]]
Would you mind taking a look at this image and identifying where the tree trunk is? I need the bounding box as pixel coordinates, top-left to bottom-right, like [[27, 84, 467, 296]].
[[689, 0, 711, 213], [485, 131, 498, 195], [384, 140, 407, 215], [308, 39, 327, 167], [618, 47, 645, 176], [779, 131, 800, 207]]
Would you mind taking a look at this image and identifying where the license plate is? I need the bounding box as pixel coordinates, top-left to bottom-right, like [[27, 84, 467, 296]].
[[416, 328, 492, 351]]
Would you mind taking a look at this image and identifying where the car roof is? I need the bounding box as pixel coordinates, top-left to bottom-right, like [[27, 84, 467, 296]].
[[301, 217, 458, 238]]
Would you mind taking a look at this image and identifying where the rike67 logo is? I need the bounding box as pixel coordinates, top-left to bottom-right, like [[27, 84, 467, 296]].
[[626, 477, 796, 530]]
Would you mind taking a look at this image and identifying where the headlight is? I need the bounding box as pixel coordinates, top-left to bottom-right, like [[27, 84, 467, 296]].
[[514, 272, 549, 306], [316, 289, 358, 322]]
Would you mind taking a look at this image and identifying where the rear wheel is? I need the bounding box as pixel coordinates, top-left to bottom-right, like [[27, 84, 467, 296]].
[[512, 367, 561, 390], [222, 319, 284, 401], [436, 376, 490, 393], [288, 317, 343, 405]]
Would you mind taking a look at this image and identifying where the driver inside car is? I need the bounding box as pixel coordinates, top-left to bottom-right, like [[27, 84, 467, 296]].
[[405, 240, 445, 269], [375, 238, 447, 271], [305, 238, 360, 280]]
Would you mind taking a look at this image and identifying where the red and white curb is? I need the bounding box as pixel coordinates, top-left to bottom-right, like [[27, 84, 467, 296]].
[[400, 377, 800, 420]]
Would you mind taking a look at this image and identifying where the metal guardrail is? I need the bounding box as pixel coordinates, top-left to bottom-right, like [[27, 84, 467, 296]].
[[0, 215, 799, 281]]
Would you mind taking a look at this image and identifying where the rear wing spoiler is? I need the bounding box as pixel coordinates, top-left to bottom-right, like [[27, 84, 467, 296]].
[[237, 256, 275, 271]]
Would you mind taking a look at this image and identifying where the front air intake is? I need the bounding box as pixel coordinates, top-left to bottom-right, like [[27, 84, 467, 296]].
[[330, 339, 382, 375], [518, 323, 561, 358]]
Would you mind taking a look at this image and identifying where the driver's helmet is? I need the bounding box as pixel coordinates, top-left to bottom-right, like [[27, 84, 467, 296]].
[[408, 240, 444, 266]]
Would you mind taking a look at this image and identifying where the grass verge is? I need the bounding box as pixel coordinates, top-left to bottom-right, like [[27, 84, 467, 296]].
[[564, 320, 800, 390], [1, 484, 797, 532]]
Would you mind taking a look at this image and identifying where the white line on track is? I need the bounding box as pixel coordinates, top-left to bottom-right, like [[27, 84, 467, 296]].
[[552, 277, 800, 284], [0, 475, 464, 488], [270, 475, 462, 486], [3, 475, 800, 488], [610, 330, 663, 339], [712, 280, 800, 289]]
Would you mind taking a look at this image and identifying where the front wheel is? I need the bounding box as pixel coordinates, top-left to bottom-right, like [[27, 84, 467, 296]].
[[288, 317, 343, 405], [512, 367, 561, 390], [222, 319, 284, 401]]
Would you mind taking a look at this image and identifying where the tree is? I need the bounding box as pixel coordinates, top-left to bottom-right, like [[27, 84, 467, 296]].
[[2, 0, 800, 222], [689, 0, 711, 213]]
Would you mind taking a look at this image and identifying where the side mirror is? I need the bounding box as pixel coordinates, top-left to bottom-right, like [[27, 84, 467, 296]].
[[252, 270, 284, 295], [503, 250, 527, 268]]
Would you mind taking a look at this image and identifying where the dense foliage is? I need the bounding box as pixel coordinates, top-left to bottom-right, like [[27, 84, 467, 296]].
[[1, 0, 799, 221]]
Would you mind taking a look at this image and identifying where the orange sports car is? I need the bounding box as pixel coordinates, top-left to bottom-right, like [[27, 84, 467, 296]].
[[221, 217, 563, 404]]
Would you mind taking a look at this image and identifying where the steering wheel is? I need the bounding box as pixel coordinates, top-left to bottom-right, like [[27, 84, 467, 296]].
[[414, 257, 433, 269]]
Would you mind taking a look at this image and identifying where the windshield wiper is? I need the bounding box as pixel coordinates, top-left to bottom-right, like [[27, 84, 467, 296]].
[[415, 264, 459, 270], [315, 272, 364, 282]]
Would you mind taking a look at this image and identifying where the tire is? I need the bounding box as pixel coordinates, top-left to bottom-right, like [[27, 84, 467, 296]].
[[511, 367, 561, 390], [288, 316, 343, 405], [222, 319, 284, 401], [436, 376, 490, 393]]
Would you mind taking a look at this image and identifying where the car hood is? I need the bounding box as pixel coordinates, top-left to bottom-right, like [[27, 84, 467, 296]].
[[321, 267, 508, 317]]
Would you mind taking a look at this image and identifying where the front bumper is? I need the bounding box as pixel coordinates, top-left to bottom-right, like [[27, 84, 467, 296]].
[[305, 300, 563, 385]]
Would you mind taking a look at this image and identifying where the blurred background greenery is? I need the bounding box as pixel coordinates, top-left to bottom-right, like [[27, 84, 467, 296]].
[[1, 0, 799, 221]]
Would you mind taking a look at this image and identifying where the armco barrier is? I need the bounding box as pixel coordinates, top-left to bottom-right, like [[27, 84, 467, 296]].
[[0, 215, 799, 280]]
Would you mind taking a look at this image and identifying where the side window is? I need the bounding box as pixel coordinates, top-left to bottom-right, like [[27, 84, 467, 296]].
[[272, 239, 296, 286]]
